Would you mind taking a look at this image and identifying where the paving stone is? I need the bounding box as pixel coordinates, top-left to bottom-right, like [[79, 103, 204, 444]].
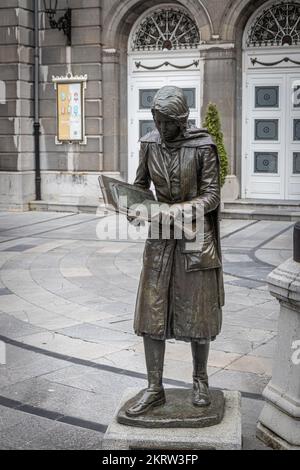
[[25, 315, 82, 331], [249, 336, 277, 359], [0, 405, 33, 432], [133, 339, 241, 369], [97, 346, 219, 383], [60, 267, 93, 278], [92, 317, 134, 334], [42, 363, 146, 397], [7, 308, 80, 330], [241, 398, 270, 450], [209, 369, 269, 395], [0, 287, 12, 296], [222, 302, 250, 313], [25, 239, 75, 254], [0, 344, 70, 388], [224, 305, 279, 331], [20, 421, 103, 450], [0, 215, 93, 239], [0, 371, 146, 426], [224, 254, 252, 263], [17, 330, 137, 360], [212, 324, 276, 355], [0, 295, 36, 313], [86, 301, 133, 316], [0, 312, 44, 339], [0, 413, 57, 450], [0, 424, 42, 449], [263, 227, 294, 250], [0, 213, 293, 450], [222, 221, 292, 249], [95, 348, 147, 375], [0, 213, 72, 232], [225, 355, 272, 376], [2, 244, 36, 252], [56, 323, 137, 346], [255, 248, 292, 267], [207, 349, 242, 369], [220, 220, 254, 237], [224, 259, 271, 283], [225, 278, 265, 289]]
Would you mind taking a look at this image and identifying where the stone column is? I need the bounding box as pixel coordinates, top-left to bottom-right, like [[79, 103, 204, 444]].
[[257, 225, 300, 449], [102, 48, 120, 173], [201, 47, 239, 201]]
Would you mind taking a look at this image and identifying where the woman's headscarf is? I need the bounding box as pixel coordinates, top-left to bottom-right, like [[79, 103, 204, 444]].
[[151, 86, 190, 134]]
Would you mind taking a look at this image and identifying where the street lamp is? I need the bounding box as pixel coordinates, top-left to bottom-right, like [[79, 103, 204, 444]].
[[43, 0, 72, 46]]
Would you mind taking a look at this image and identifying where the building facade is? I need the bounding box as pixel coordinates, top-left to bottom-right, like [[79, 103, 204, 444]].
[[0, 0, 299, 210]]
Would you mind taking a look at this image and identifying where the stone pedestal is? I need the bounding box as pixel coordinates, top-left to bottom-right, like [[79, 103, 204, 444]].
[[102, 388, 242, 450], [257, 258, 300, 449], [117, 389, 225, 428]]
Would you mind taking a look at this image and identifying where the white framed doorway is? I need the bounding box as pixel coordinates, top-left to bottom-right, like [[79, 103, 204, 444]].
[[127, 5, 203, 183], [242, 1, 300, 201], [243, 70, 300, 200], [127, 61, 202, 182]]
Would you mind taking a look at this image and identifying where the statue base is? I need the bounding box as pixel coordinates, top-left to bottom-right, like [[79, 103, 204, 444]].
[[117, 388, 225, 428], [257, 422, 300, 450], [102, 388, 242, 450]]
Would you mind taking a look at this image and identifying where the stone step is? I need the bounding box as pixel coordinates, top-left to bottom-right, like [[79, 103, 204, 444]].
[[224, 199, 300, 212], [29, 200, 300, 222], [29, 200, 99, 214], [222, 199, 300, 221], [222, 208, 300, 221]]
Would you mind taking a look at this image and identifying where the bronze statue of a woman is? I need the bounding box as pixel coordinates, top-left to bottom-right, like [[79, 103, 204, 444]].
[[126, 86, 225, 417]]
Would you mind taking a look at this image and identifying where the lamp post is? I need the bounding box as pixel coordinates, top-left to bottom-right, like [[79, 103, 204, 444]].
[[43, 0, 72, 46], [34, 0, 41, 200]]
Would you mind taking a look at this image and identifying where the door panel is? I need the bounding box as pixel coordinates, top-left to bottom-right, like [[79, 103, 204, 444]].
[[244, 75, 284, 199], [287, 75, 300, 199], [128, 73, 201, 183], [128, 76, 165, 183], [244, 73, 300, 200]]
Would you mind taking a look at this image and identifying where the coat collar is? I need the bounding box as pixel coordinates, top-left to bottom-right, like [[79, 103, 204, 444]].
[[140, 128, 215, 148]]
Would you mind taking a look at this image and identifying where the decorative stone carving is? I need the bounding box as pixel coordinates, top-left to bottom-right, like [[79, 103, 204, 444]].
[[247, 2, 300, 47], [132, 8, 201, 51]]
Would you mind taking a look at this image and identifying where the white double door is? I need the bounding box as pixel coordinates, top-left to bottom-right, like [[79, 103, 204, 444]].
[[128, 73, 201, 183], [243, 72, 300, 200]]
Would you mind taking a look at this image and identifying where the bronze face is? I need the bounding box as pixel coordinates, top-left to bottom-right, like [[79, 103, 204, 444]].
[[153, 110, 181, 142]]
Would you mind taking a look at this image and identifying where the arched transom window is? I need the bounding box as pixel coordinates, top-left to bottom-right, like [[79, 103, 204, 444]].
[[246, 1, 300, 47], [131, 8, 201, 51]]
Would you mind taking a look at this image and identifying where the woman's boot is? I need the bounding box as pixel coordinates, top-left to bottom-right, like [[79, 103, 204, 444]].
[[126, 336, 166, 416], [191, 341, 211, 407]]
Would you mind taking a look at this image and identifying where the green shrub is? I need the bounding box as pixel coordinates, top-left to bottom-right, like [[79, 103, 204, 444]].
[[202, 102, 229, 187]]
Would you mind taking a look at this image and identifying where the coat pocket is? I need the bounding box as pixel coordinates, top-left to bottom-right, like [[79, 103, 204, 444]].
[[143, 239, 166, 271], [180, 230, 221, 271]]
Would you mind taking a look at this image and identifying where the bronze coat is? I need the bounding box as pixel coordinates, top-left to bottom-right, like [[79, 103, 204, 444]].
[[133, 129, 225, 341]]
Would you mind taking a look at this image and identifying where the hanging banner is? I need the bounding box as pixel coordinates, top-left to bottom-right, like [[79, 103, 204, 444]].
[[52, 72, 87, 144]]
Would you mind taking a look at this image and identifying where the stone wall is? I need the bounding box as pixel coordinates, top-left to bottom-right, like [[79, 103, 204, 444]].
[[0, 0, 35, 210], [38, 0, 103, 206]]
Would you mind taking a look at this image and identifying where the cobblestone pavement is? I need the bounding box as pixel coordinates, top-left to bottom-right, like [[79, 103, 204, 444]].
[[0, 211, 294, 450]]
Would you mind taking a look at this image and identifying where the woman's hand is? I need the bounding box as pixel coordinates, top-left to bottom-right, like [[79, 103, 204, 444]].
[[127, 215, 145, 227], [127, 203, 149, 226]]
